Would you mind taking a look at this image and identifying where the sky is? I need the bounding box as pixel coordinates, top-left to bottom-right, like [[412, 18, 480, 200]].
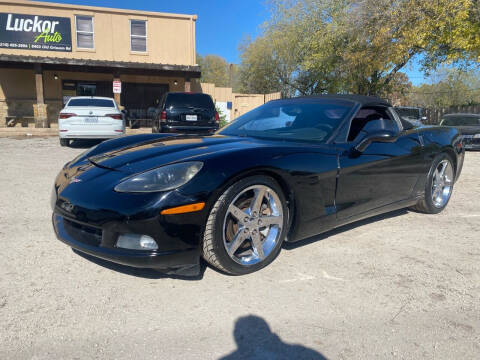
[[37, 0, 427, 85]]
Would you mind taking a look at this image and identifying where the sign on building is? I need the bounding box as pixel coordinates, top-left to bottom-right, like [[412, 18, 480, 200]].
[[113, 80, 122, 94], [0, 13, 72, 52]]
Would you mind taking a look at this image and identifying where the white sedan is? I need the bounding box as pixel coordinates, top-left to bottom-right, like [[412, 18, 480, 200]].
[[58, 96, 125, 146]]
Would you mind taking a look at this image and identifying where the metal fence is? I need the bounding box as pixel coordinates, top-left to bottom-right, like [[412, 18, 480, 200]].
[[424, 105, 480, 125]]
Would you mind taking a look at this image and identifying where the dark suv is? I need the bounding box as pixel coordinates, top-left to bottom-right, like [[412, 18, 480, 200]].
[[152, 92, 219, 134]]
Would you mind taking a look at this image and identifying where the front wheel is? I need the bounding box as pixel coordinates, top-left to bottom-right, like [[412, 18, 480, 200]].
[[202, 176, 288, 275], [412, 153, 455, 214]]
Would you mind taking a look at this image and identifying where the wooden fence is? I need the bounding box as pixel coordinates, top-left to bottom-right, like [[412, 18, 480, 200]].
[[424, 104, 480, 125], [194, 82, 281, 120]]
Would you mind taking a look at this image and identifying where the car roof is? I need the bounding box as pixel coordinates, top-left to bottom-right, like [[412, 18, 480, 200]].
[[67, 96, 115, 101], [443, 113, 480, 118], [271, 94, 391, 107]]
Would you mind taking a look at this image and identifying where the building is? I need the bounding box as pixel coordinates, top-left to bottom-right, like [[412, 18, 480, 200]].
[[0, 0, 200, 127]]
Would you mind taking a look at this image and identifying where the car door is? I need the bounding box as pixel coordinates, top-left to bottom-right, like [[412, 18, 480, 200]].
[[335, 106, 425, 221]]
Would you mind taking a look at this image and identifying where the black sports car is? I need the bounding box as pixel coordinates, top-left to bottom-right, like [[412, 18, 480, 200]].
[[52, 95, 465, 276]]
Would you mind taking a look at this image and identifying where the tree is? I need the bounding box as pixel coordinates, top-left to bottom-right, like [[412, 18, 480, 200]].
[[408, 67, 480, 107], [197, 54, 229, 87], [238, 0, 480, 97]]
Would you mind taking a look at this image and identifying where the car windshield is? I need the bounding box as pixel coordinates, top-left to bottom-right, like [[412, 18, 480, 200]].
[[67, 98, 116, 107], [440, 116, 480, 126], [166, 93, 214, 109], [219, 99, 354, 143]]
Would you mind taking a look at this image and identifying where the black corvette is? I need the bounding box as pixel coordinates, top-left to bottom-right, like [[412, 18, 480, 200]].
[[52, 95, 465, 276]]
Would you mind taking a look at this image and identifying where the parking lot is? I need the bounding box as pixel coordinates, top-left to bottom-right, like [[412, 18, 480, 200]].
[[0, 137, 479, 359]]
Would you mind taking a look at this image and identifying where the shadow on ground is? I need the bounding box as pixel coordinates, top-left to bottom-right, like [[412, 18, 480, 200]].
[[219, 315, 327, 360], [72, 249, 206, 280], [284, 208, 408, 250], [68, 139, 104, 149]]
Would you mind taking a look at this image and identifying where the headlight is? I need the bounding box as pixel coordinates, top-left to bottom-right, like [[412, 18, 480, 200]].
[[114, 161, 203, 193], [474, 134, 480, 139]]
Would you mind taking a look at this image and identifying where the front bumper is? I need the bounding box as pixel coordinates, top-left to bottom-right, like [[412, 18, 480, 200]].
[[52, 213, 201, 274]]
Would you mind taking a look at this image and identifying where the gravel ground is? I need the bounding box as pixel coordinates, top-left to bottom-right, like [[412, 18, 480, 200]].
[[0, 137, 479, 360]]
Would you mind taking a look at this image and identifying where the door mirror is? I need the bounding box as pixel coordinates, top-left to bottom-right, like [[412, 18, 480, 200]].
[[354, 130, 398, 153]]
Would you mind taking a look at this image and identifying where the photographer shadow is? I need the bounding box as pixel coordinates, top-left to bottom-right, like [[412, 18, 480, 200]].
[[219, 315, 327, 360]]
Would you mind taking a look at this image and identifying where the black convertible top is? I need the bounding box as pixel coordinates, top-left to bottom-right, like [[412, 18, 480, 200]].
[[274, 94, 392, 107]]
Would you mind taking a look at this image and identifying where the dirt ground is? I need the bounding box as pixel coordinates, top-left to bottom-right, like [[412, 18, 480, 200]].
[[0, 137, 479, 360]]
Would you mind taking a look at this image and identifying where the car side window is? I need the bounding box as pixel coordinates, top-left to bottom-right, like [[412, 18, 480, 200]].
[[347, 107, 399, 142]]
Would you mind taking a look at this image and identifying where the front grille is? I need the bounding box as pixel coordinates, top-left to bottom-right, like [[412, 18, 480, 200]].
[[63, 218, 102, 247]]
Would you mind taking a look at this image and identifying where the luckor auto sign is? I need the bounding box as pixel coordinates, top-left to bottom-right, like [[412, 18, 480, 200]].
[[0, 13, 72, 52]]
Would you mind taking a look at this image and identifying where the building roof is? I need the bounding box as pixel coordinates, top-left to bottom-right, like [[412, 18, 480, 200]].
[[0, 54, 201, 77], [0, 0, 197, 20]]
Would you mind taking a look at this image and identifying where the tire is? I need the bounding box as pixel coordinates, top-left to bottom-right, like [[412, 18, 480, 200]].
[[202, 175, 288, 275], [412, 153, 455, 214], [59, 138, 69, 147]]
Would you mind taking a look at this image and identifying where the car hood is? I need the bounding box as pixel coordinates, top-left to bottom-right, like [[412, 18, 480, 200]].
[[86, 135, 273, 174]]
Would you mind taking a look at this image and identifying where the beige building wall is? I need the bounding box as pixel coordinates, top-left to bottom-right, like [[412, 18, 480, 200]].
[[197, 82, 281, 120], [0, 1, 199, 127], [0, 0, 197, 66]]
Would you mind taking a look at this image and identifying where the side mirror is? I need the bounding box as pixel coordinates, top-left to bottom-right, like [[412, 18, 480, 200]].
[[354, 130, 398, 153]]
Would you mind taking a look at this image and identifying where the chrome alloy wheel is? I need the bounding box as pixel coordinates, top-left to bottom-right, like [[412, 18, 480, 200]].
[[223, 185, 284, 266], [431, 159, 454, 208]]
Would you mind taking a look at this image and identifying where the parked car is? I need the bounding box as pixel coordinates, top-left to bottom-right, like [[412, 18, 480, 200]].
[[58, 96, 125, 146], [152, 92, 219, 134], [440, 113, 480, 150], [394, 106, 427, 126], [52, 95, 464, 276]]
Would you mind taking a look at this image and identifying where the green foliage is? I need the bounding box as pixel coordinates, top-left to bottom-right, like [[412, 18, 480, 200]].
[[238, 0, 480, 98], [408, 67, 480, 107], [196, 54, 242, 92], [215, 104, 229, 128], [197, 54, 229, 87]]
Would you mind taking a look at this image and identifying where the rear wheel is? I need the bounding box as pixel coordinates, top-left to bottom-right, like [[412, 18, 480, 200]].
[[412, 153, 455, 214], [59, 138, 69, 147], [202, 176, 288, 275]]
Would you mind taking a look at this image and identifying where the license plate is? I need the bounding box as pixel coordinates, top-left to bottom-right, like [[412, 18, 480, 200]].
[[185, 115, 197, 121], [84, 117, 98, 123]]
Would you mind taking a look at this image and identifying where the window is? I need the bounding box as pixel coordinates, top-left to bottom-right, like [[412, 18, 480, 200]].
[[130, 20, 147, 52], [348, 107, 399, 142], [165, 93, 214, 109], [440, 116, 480, 126], [67, 98, 116, 108], [75, 16, 94, 49]]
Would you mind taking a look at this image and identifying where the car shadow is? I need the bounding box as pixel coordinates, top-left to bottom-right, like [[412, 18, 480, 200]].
[[218, 315, 327, 359], [68, 139, 104, 149], [284, 208, 408, 250], [72, 249, 206, 281]]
